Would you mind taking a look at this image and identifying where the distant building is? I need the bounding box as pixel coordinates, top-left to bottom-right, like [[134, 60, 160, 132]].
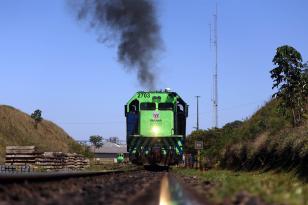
[[90, 142, 128, 162]]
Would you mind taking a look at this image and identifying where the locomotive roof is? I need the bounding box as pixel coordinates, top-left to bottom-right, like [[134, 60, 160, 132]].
[[126, 91, 187, 105]]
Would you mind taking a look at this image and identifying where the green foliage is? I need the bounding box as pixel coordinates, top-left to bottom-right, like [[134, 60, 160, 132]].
[[270, 45, 307, 126], [185, 124, 241, 163], [31, 109, 43, 122], [304, 62, 308, 97], [222, 120, 243, 130], [81, 145, 95, 158], [67, 141, 94, 158], [89, 135, 103, 148], [31, 109, 43, 128], [67, 140, 85, 154]]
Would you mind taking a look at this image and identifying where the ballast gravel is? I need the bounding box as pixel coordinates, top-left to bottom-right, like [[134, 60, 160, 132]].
[[0, 170, 164, 205]]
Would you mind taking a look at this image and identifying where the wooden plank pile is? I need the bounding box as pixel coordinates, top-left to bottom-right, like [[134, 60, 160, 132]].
[[5, 146, 90, 171], [65, 153, 90, 170], [5, 146, 40, 166], [36, 152, 66, 171]]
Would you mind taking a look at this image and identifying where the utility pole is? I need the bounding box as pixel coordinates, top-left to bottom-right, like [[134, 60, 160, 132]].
[[211, 4, 219, 128], [195, 96, 200, 130]]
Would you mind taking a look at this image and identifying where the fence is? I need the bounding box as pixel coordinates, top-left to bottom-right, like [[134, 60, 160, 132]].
[[0, 165, 34, 173]]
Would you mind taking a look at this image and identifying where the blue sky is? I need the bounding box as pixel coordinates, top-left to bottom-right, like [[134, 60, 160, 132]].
[[1, 0, 307, 141]]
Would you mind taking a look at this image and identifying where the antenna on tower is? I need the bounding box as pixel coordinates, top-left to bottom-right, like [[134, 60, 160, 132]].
[[210, 3, 218, 128], [209, 23, 212, 49]]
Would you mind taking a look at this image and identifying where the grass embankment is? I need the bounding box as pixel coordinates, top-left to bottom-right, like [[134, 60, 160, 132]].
[[186, 99, 308, 179], [174, 168, 308, 205], [0, 105, 84, 162]]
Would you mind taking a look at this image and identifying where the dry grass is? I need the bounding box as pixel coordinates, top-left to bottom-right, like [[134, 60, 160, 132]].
[[0, 105, 83, 162]]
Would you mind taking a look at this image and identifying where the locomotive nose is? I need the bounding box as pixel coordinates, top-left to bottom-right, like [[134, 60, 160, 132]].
[[151, 125, 160, 135]]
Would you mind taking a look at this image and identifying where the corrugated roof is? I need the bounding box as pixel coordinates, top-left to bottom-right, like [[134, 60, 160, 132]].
[[90, 142, 128, 154]]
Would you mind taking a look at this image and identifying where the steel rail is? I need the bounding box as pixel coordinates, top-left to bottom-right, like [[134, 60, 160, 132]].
[[0, 169, 140, 183], [158, 173, 209, 205]]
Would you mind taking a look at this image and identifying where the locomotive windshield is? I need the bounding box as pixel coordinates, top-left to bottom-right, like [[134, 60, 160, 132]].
[[158, 103, 174, 110], [140, 102, 156, 110]]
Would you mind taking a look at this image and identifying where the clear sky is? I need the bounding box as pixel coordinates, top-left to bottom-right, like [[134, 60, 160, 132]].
[[1, 0, 307, 141]]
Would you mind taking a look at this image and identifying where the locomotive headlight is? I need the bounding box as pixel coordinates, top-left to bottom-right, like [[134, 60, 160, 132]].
[[151, 126, 160, 135]]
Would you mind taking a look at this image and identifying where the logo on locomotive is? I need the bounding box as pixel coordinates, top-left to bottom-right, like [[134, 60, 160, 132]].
[[153, 112, 160, 120]]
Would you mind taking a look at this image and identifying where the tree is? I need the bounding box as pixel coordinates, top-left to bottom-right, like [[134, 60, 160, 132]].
[[303, 62, 308, 97], [222, 120, 243, 130], [31, 109, 43, 128], [89, 135, 103, 150], [89, 135, 103, 160], [270, 45, 307, 126]]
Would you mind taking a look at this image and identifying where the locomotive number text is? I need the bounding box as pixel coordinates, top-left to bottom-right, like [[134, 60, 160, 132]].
[[137, 92, 150, 98]]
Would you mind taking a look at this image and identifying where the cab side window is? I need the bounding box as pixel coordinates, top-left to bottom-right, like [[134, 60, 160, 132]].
[[129, 99, 139, 113], [158, 103, 174, 110], [140, 103, 156, 110]]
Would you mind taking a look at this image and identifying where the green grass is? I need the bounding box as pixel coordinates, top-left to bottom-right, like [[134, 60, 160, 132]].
[[174, 168, 308, 205]]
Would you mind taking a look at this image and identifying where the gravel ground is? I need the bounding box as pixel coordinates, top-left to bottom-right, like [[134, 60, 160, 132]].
[[0, 170, 165, 205]]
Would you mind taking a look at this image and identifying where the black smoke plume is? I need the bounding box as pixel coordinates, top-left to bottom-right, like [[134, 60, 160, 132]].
[[72, 0, 162, 89]]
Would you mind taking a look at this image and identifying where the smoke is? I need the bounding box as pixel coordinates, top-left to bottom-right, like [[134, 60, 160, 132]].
[[72, 0, 162, 89]]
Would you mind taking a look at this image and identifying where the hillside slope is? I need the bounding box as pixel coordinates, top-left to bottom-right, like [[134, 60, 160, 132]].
[[186, 99, 308, 178], [0, 105, 82, 162], [220, 100, 308, 175]]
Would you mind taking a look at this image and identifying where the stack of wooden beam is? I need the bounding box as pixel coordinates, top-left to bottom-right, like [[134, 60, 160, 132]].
[[5, 146, 40, 166], [37, 152, 90, 171], [5, 146, 90, 171], [65, 153, 90, 170], [35, 152, 66, 171]]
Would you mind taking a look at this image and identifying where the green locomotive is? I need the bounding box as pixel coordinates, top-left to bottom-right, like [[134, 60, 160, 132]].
[[124, 90, 188, 165]]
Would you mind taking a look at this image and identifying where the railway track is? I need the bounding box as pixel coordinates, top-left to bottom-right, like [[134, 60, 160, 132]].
[[0, 169, 137, 183], [0, 168, 206, 205], [158, 174, 206, 205]]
